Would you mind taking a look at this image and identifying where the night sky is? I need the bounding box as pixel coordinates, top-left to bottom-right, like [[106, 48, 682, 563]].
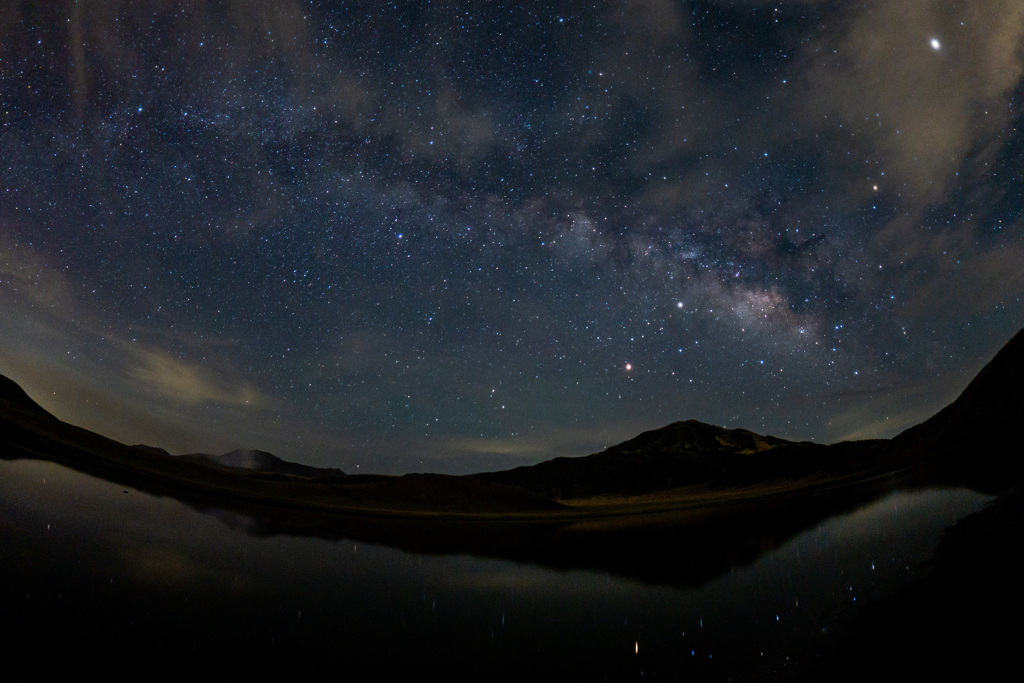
[[1, 1, 1022, 474]]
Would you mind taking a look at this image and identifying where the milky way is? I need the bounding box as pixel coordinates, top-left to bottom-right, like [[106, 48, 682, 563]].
[[1, 1, 1022, 473]]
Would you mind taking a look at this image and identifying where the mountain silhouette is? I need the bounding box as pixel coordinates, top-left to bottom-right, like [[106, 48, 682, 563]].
[[473, 420, 805, 498], [890, 328, 1024, 486], [0, 374, 55, 420], [178, 449, 346, 480], [472, 419, 892, 499], [1, 327, 1022, 513], [476, 329, 1024, 499]]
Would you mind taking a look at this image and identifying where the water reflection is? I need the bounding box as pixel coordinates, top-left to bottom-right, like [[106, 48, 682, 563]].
[[182, 472, 966, 589], [1, 459, 992, 680]]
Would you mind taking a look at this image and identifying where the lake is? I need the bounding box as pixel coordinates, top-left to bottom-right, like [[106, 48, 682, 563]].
[[0, 457, 992, 680]]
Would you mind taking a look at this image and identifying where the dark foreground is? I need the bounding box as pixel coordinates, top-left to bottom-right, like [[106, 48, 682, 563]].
[[793, 484, 1024, 681], [2, 456, 1010, 681]]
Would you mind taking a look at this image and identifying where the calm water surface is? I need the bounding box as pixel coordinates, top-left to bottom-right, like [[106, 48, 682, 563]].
[[1, 458, 991, 680]]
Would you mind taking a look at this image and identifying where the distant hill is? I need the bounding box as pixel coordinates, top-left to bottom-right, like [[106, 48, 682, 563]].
[[180, 449, 347, 480], [131, 445, 347, 480], [2, 327, 1022, 513], [473, 420, 796, 498], [474, 329, 1024, 499], [0, 372, 560, 514], [472, 418, 889, 499]]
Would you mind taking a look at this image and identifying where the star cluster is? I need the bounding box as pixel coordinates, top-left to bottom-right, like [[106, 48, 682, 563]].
[[1, 1, 1022, 472]]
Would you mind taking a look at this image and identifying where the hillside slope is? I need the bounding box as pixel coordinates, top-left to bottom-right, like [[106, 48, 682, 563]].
[[891, 328, 1024, 487]]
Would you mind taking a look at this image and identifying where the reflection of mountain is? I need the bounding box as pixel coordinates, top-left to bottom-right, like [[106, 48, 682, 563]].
[[183, 475, 908, 589]]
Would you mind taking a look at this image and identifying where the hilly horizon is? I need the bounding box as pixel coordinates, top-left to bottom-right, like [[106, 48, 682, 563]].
[[3, 328, 1023, 513], [2, 328, 1023, 511], [1, 367, 878, 497]]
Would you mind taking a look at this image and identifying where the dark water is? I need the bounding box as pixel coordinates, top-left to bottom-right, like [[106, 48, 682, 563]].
[[0, 459, 991, 680]]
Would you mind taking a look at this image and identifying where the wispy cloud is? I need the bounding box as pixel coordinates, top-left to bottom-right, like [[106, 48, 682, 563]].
[[129, 349, 270, 408]]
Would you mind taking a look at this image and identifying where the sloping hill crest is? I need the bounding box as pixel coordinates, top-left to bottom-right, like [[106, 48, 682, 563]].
[[892, 328, 1024, 485], [0, 374, 55, 420]]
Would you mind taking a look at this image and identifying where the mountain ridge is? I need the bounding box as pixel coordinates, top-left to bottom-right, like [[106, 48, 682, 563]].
[[2, 327, 1022, 513], [471, 419, 885, 499], [890, 328, 1024, 486], [179, 448, 347, 480], [0, 374, 56, 420]]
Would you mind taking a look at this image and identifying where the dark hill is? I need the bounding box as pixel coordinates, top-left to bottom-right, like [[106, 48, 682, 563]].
[[180, 448, 346, 479], [132, 444, 172, 458], [610, 419, 793, 454], [129, 445, 346, 480], [891, 328, 1024, 487], [0, 372, 559, 514], [476, 330, 1024, 499], [471, 419, 848, 499], [0, 374, 55, 420]]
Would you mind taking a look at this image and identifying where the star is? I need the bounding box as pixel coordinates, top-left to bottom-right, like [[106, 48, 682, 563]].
[[0, 0, 1018, 474]]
